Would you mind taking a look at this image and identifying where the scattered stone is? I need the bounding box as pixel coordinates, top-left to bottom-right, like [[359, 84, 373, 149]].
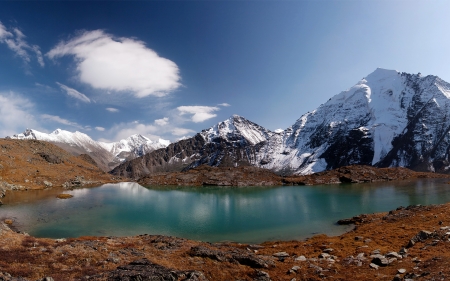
[[254, 270, 271, 281], [232, 254, 269, 269], [371, 249, 381, 255], [291, 266, 300, 272], [319, 253, 331, 259], [295, 255, 307, 262], [386, 252, 402, 259], [370, 263, 379, 270], [371, 254, 390, 267], [398, 268, 406, 274], [43, 180, 53, 187], [188, 246, 225, 262], [273, 251, 289, 258], [103, 258, 209, 281], [323, 248, 334, 253], [355, 236, 364, 241]]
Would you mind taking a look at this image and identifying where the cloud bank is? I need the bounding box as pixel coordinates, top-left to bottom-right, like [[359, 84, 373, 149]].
[[47, 30, 181, 97]]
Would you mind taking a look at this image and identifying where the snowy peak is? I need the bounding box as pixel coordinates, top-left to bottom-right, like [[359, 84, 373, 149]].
[[7, 129, 170, 171], [201, 115, 273, 145]]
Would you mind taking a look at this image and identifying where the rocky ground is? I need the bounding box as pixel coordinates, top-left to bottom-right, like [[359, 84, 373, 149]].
[[138, 165, 284, 186], [138, 164, 449, 187], [3, 202, 450, 280], [0, 139, 119, 204]]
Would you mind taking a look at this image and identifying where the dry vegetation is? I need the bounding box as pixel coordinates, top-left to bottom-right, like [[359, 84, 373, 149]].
[[0, 139, 117, 191]]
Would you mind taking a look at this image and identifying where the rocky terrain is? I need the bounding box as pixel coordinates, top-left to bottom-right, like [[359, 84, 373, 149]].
[[3, 202, 450, 280], [139, 165, 283, 186], [138, 164, 448, 187], [0, 138, 116, 204], [8, 129, 169, 172], [112, 69, 450, 179]]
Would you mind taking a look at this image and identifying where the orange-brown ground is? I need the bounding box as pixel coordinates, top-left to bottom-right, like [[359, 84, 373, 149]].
[[0, 139, 117, 191], [2, 202, 450, 280]]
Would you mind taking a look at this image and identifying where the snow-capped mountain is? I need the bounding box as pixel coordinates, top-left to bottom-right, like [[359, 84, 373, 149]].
[[256, 68, 450, 174], [111, 68, 450, 178], [7, 129, 169, 171]]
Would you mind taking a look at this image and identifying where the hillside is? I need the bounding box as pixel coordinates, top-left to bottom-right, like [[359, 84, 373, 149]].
[[0, 139, 115, 194]]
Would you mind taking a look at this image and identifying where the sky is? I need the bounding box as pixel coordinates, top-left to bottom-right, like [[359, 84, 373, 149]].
[[1, 0, 450, 143]]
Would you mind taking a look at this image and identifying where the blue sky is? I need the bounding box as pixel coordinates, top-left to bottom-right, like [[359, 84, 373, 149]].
[[1, 0, 450, 142]]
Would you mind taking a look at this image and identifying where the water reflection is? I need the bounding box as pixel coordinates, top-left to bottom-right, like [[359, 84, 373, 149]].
[[1, 179, 450, 243]]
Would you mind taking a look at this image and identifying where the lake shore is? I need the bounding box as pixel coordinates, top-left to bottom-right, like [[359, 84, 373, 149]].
[[2, 201, 450, 280]]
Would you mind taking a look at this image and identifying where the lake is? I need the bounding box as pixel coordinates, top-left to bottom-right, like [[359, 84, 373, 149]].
[[2, 179, 450, 243]]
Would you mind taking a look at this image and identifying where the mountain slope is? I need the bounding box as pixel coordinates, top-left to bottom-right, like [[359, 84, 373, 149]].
[[7, 129, 169, 171], [111, 68, 450, 178], [257, 68, 450, 174], [110, 115, 272, 178], [0, 138, 112, 191]]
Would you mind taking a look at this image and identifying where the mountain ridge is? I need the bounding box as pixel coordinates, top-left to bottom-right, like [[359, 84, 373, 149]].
[[111, 68, 450, 178], [7, 128, 170, 171]]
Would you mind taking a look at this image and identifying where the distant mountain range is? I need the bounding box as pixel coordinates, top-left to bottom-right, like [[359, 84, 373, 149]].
[[7, 129, 169, 171], [9, 68, 450, 177], [110, 68, 450, 178]]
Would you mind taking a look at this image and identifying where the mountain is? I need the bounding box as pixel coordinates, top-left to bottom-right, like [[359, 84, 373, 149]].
[[7, 129, 169, 171], [257, 68, 450, 174], [110, 115, 272, 178], [111, 68, 450, 178]]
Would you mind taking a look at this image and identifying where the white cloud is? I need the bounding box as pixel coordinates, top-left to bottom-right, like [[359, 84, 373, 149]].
[[95, 126, 105, 131], [0, 92, 38, 137], [154, 117, 169, 126], [56, 82, 91, 103], [41, 114, 84, 129], [172, 127, 195, 136], [47, 30, 180, 97], [0, 22, 44, 68], [177, 105, 220, 123], [106, 107, 119, 112], [218, 103, 230, 107]]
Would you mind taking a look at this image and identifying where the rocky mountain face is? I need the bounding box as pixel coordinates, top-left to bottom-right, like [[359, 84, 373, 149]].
[[7, 129, 169, 171], [110, 115, 273, 178], [111, 68, 450, 178], [257, 68, 450, 174]]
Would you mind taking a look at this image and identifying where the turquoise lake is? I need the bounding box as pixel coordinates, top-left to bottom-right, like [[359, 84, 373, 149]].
[[2, 179, 450, 243]]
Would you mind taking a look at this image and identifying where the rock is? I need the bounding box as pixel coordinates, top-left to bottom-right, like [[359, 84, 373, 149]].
[[386, 252, 402, 259], [295, 255, 307, 262], [371, 249, 381, 255], [188, 246, 226, 262], [253, 270, 271, 281], [355, 236, 364, 241], [232, 254, 269, 269], [370, 263, 379, 270], [319, 253, 331, 259], [371, 254, 390, 267], [291, 266, 300, 272], [273, 251, 289, 258], [43, 181, 53, 187], [399, 247, 408, 256], [398, 268, 406, 274], [323, 248, 334, 253], [407, 230, 433, 248]]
